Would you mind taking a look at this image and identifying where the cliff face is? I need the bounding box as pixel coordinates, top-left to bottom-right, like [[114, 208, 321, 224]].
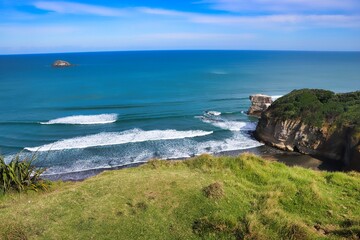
[[256, 114, 359, 167], [255, 89, 360, 171], [248, 94, 273, 117]]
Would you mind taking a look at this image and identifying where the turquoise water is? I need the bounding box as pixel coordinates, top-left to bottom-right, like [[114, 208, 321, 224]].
[[0, 51, 359, 176]]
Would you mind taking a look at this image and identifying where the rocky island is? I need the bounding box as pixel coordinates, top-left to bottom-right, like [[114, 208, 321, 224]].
[[247, 94, 273, 117], [255, 89, 360, 171], [52, 60, 72, 67]]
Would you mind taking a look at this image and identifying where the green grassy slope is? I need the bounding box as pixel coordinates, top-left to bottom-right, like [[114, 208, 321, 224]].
[[1, 154, 359, 240]]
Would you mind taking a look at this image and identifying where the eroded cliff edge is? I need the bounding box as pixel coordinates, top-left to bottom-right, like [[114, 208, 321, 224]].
[[255, 89, 360, 171]]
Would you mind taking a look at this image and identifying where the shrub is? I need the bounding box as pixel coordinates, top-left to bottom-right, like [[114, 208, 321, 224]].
[[0, 154, 49, 193]]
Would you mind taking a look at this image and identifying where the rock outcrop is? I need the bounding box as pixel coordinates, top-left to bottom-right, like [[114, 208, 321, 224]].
[[247, 94, 273, 117], [52, 60, 71, 67], [255, 89, 360, 171]]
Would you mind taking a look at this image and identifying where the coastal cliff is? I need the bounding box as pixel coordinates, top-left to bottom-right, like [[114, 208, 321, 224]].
[[255, 89, 360, 170]]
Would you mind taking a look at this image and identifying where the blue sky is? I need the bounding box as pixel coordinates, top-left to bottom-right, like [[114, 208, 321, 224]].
[[1, 0, 360, 54]]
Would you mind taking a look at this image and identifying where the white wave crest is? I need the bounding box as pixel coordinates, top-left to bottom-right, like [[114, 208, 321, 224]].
[[201, 117, 257, 131], [35, 131, 262, 176], [211, 70, 228, 75], [25, 129, 213, 152], [271, 95, 283, 101], [197, 132, 263, 153], [40, 114, 118, 125], [205, 111, 221, 116]]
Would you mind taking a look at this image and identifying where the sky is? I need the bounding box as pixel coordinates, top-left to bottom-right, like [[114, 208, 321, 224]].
[[1, 0, 360, 54]]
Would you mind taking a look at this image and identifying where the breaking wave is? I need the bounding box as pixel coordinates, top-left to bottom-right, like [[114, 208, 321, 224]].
[[24, 129, 213, 152], [30, 131, 263, 176], [197, 131, 263, 153], [40, 114, 118, 125], [199, 116, 257, 131], [205, 111, 222, 116]]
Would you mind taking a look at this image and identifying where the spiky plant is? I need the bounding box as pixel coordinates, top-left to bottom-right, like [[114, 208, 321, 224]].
[[0, 154, 49, 193]]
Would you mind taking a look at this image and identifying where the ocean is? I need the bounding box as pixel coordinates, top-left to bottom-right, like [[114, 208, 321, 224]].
[[0, 50, 359, 178]]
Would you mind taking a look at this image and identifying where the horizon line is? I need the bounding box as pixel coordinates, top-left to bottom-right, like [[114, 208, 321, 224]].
[[1, 48, 360, 56]]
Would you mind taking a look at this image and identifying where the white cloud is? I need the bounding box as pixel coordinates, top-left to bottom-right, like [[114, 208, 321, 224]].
[[0, 24, 76, 34], [191, 14, 360, 28], [33, 1, 126, 16], [139, 7, 360, 28], [30, 2, 360, 29], [135, 7, 188, 17], [198, 0, 360, 13], [143, 32, 256, 40]]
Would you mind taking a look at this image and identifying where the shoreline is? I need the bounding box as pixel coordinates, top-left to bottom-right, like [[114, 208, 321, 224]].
[[43, 145, 343, 182], [216, 145, 343, 171]]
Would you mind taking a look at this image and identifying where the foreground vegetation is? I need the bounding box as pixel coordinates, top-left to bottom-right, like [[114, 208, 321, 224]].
[[0, 155, 49, 194], [0, 154, 359, 239], [270, 89, 360, 129]]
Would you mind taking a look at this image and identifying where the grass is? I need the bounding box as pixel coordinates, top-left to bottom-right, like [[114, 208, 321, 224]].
[[0, 153, 359, 239], [202, 182, 224, 199]]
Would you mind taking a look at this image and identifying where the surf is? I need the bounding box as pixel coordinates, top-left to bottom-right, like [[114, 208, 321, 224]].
[[40, 114, 118, 125], [25, 129, 213, 152], [199, 112, 257, 131]]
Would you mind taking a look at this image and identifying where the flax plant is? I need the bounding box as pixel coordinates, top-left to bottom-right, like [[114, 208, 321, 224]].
[[0, 154, 49, 193]]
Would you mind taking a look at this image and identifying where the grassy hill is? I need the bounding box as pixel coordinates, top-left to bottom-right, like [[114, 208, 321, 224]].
[[1, 154, 359, 240]]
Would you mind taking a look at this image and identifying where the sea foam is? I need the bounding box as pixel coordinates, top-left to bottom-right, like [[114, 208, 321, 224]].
[[271, 95, 283, 101], [205, 111, 222, 116], [200, 116, 257, 131], [197, 131, 263, 153], [40, 114, 118, 125], [25, 129, 213, 152], [36, 131, 262, 176]]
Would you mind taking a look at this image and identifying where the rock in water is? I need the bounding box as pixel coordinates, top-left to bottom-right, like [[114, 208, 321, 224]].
[[248, 94, 273, 117], [52, 60, 71, 67]]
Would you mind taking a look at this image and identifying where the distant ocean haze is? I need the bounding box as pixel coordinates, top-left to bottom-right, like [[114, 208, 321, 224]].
[[0, 50, 359, 176]]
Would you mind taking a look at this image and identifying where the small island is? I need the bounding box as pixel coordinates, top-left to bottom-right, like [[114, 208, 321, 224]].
[[255, 89, 360, 171], [52, 60, 72, 67], [248, 94, 273, 117]]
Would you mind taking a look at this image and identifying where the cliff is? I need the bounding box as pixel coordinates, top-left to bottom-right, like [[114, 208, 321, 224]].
[[247, 94, 273, 117], [255, 89, 360, 171]]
